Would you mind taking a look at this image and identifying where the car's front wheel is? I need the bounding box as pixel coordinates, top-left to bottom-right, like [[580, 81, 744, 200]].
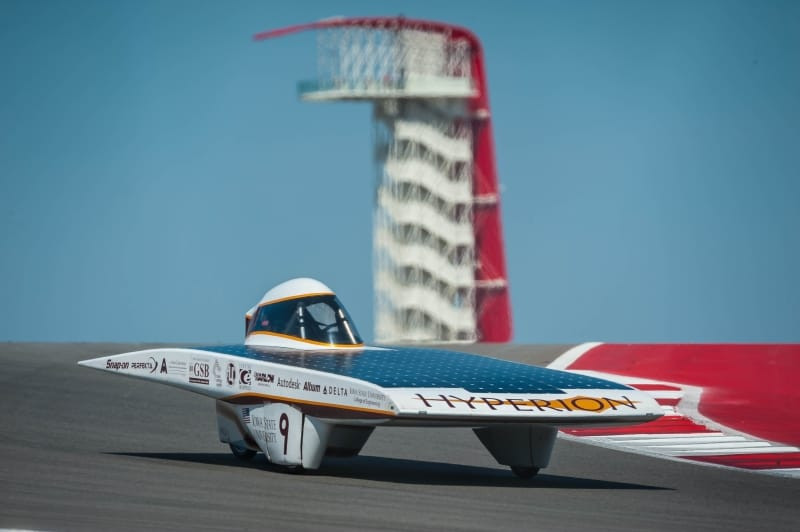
[[510, 466, 539, 479], [229, 443, 256, 460]]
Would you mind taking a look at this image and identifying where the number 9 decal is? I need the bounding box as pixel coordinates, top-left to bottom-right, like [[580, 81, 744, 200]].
[[279, 413, 289, 455]]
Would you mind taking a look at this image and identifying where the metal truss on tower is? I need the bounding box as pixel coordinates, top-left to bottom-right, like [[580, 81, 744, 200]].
[[256, 17, 512, 343]]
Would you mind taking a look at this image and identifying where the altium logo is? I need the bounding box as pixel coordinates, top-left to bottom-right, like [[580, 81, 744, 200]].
[[414, 394, 639, 413]]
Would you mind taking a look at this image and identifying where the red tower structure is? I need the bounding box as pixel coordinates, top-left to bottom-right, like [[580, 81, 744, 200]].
[[256, 17, 512, 342]]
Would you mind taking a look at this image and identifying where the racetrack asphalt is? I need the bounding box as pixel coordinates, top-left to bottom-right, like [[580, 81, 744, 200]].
[[1, 343, 798, 531]]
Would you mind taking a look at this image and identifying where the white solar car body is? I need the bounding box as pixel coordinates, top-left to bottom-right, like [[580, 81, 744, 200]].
[[80, 278, 662, 477]]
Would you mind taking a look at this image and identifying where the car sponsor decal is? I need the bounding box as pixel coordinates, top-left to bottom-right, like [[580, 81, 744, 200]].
[[189, 357, 210, 385], [221, 391, 395, 417], [413, 394, 639, 413], [349, 387, 385, 409], [105, 357, 158, 373], [277, 377, 299, 390], [212, 359, 223, 387], [159, 357, 187, 376], [238, 364, 252, 390], [254, 370, 274, 387], [226, 362, 236, 386]]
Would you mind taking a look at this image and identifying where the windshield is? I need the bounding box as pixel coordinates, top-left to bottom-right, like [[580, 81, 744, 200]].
[[248, 294, 363, 346]]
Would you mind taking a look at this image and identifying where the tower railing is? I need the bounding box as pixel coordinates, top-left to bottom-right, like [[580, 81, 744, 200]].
[[256, 17, 512, 342]]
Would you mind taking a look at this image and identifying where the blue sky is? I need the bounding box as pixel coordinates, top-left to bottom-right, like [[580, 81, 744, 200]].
[[1, 0, 798, 343]]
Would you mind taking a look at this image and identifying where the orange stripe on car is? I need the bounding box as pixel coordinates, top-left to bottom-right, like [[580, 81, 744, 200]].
[[246, 330, 364, 349], [257, 291, 335, 308]]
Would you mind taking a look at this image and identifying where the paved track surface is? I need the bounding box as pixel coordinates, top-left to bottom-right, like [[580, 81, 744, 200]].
[[1, 343, 798, 531]]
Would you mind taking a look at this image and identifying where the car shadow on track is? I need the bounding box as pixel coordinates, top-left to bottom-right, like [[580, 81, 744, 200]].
[[108, 451, 269, 471], [108, 452, 670, 490]]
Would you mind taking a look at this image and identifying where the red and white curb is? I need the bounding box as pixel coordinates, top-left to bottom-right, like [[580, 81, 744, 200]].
[[550, 345, 800, 477]]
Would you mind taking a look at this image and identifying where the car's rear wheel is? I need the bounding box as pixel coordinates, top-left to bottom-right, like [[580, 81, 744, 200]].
[[282, 464, 305, 474]]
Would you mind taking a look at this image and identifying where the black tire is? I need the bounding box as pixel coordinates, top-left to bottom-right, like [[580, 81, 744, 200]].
[[229, 443, 256, 460], [510, 466, 540, 479]]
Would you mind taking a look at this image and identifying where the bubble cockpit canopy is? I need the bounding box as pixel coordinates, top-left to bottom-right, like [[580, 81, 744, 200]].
[[245, 278, 363, 349]]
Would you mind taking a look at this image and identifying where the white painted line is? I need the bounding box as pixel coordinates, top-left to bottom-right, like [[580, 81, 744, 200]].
[[558, 365, 799, 477], [600, 432, 725, 440], [675, 446, 800, 455], [641, 441, 772, 450], [612, 436, 748, 445], [547, 342, 603, 370]]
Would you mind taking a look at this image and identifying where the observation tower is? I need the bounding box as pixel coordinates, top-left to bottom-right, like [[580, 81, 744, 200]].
[[255, 17, 512, 343]]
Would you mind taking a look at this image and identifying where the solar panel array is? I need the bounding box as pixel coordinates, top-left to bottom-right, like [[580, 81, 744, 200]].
[[199, 345, 630, 394]]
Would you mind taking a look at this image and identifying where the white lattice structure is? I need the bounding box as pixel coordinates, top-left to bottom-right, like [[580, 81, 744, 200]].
[[373, 99, 476, 341], [297, 23, 474, 101], [257, 18, 513, 343]]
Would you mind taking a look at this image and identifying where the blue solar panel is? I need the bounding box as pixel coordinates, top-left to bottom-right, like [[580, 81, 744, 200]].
[[197, 345, 630, 394]]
